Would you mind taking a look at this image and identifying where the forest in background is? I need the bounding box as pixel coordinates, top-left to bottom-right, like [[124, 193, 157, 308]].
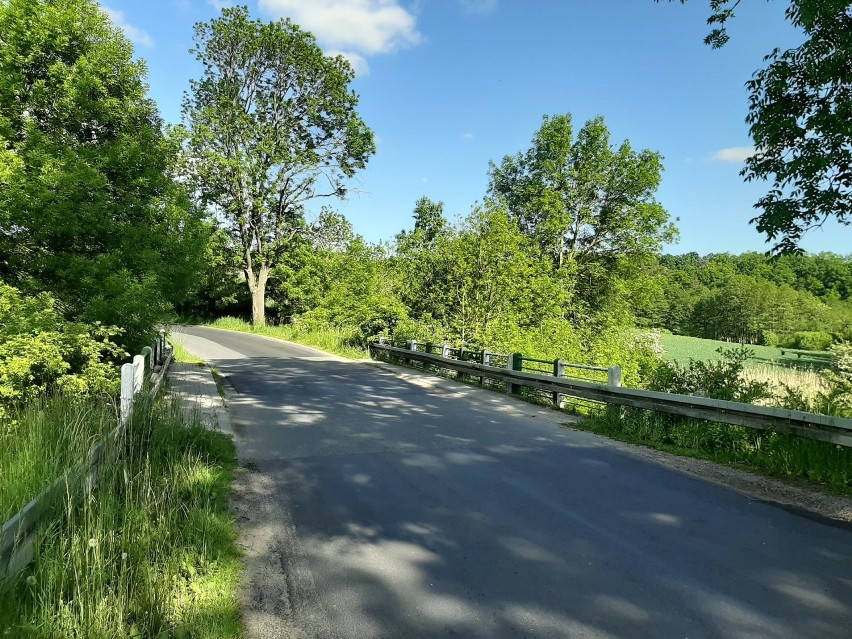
[[180, 195, 852, 375]]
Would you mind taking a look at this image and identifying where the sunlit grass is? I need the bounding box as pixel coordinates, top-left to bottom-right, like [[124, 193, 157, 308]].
[[171, 340, 205, 365], [657, 333, 832, 369], [0, 396, 116, 523], [742, 364, 830, 405], [0, 396, 243, 638], [579, 408, 852, 494], [208, 316, 368, 359]]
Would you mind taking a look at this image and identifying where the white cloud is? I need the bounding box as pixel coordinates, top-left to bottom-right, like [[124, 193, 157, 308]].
[[259, 0, 421, 55], [462, 132, 474, 140], [103, 7, 153, 47], [459, 0, 497, 14], [327, 49, 370, 76], [421, 177, 428, 183], [208, 0, 235, 9], [712, 146, 755, 163]]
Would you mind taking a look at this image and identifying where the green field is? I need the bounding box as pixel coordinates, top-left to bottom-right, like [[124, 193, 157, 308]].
[[657, 333, 833, 370]]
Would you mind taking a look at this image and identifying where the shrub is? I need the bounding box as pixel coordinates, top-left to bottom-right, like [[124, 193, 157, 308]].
[[780, 331, 834, 351], [648, 346, 772, 403], [762, 330, 780, 347], [0, 283, 123, 415]]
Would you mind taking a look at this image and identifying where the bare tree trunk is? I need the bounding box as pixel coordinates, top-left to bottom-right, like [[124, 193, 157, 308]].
[[246, 264, 270, 327]]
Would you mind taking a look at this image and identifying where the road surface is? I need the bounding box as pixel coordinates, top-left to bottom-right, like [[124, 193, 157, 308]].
[[172, 325, 852, 639]]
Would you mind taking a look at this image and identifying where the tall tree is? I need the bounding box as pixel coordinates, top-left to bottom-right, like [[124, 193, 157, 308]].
[[0, 0, 206, 350], [488, 114, 677, 269], [182, 6, 375, 325], [663, 1, 852, 252]]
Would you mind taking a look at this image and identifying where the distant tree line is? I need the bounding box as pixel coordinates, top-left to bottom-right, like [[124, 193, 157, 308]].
[[637, 252, 852, 348]]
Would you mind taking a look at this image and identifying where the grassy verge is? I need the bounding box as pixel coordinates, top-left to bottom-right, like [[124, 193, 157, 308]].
[[171, 340, 204, 365], [0, 396, 243, 639], [577, 408, 852, 495], [0, 397, 117, 523], [207, 316, 367, 359]]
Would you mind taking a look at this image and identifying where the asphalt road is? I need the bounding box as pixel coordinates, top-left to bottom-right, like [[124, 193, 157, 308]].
[[172, 326, 852, 639]]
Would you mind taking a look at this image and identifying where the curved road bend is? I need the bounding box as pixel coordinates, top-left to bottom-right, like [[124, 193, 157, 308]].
[[172, 325, 852, 639]]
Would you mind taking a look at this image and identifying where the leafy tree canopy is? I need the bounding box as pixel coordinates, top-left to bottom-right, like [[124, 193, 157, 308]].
[[488, 114, 677, 268], [662, 0, 852, 253], [0, 0, 207, 350], [182, 5, 375, 326]]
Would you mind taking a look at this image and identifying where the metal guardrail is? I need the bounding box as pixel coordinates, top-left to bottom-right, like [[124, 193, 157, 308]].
[[369, 342, 852, 448], [0, 331, 174, 581]]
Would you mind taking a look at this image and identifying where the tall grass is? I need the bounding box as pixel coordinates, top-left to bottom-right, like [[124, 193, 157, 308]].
[[0, 396, 242, 638], [580, 408, 852, 493], [0, 396, 116, 523], [742, 364, 829, 405], [209, 316, 368, 359], [171, 340, 204, 365]]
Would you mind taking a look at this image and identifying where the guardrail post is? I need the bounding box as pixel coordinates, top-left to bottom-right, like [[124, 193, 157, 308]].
[[608, 366, 622, 388], [607, 365, 623, 420], [378, 336, 385, 345], [158, 329, 166, 365], [441, 344, 449, 358], [553, 359, 565, 407], [141, 346, 153, 374], [508, 353, 522, 394], [120, 362, 134, 424], [479, 350, 489, 385]]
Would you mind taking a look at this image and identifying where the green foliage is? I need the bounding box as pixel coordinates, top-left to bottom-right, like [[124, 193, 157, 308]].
[[744, 2, 852, 252], [663, 1, 852, 252], [182, 5, 375, 326], [582, 407, 852, 491], [780, 331, 834, 352], [648, 252, 852, 347], [488, 113, 677, 268], [0, 0, 207, 352], [395, 196, 447, 250], [0, 283, 122, 416], [819, 341, 852, 416], [648, 346, 773, 403]]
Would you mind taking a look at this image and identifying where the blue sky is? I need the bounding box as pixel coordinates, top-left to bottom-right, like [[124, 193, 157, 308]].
[[101, 0, 850, 255]]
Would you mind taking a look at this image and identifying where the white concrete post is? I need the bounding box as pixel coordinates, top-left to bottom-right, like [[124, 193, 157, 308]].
[[120, 363, 134, 424], [608, 366, 622, 388], [441, 344, 450, 359], [133, 355, 145, 394]]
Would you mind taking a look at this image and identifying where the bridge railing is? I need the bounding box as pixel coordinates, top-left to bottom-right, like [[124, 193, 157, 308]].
[[0, 331, 174, 581], [369, 340, 852, 449]]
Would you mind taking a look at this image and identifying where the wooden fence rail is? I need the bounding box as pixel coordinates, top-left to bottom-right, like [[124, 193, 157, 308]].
[[0, 331, 173, 581], [369, 342, 852, 448]]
